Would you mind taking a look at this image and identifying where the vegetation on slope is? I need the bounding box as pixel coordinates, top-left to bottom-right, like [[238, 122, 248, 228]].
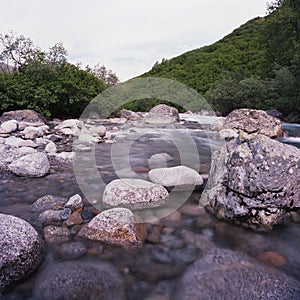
[[142, 0, 300, 115]]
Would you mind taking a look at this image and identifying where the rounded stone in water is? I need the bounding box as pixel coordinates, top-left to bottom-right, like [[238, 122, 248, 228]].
[[0, 213, 44, 292]]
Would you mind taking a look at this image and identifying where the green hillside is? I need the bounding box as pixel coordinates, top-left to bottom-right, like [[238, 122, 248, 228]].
[[144, 17, 266, 94], [141, 0, 300, 115]]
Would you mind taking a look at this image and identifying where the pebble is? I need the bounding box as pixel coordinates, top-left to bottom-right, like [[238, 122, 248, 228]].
[[30, 195, 68, 213], [64, 194, 84, 211], [37, 209, 63, 226], [64, 211, 84, 227], [43, 225, 71, 244], [60, 208, 72, 220]]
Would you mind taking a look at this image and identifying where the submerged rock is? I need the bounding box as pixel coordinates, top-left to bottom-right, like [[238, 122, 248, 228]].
[[201, 134, 300, 231], [0, 214, 44, 292], [30, 195, 68, 213], [103, 178, 168, 210], [149, 166, 203, 191], [33, 261, 125, 300], [174, 248, 300, 300], [9, 152, 50, 177], [85, 208, 146, 246], [224, 108, 283, 138]]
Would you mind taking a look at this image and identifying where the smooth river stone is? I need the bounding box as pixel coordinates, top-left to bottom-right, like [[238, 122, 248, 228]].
[[148, 166, 203, 191], [102, 178, 168, 210], [0, 213, 44, 292], [85, 208, 146, 246]]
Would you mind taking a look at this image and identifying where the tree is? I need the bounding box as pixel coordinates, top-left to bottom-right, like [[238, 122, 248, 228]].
[[0, 31, 41, 72], [88, 63, 119, 86], [0, 31, 115, 117]]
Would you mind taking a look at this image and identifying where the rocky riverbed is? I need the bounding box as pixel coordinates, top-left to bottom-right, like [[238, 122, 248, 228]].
[[0, 107, 299, 299]]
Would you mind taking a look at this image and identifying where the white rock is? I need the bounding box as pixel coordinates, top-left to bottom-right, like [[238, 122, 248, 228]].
[[148, 166, 203, 190], [60, 128, 76, 136], [109, 118, 127, 124], [98, 125, 106, 137], [0, 120, 18, 134], [18, 121, 45, 131], [9, 153, 50, 177], [5, 136, 37, 148], [0, 137, 5, 144], [219, 128, 239, 140], [103, 178, 169, 210], [55, 152, 75, 162], [58, 119, 83, 129], [45, 142, 57, 153], [64, 194, 83, 211], [23, 125, 48, 140]]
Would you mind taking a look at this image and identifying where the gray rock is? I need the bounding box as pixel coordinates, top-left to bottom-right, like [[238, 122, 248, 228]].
[[54, 242, 87, 260], [0, 213, 44, 292], [30, 195, 68, 213], [9, 153, 50, 177], [149, 166, 203, 191], [37, 209, 63, 226], [54, 151, 75, 162], [0, 109, 45, 124], [64, 194, 84, 211], [120, 109, 141, 120], [85, 208, 146, 246], [23, 125, 49, 140], [103, 178, 169, 210], [0, 120, 18, 134], [223, 108, 283, 138], [33, 261, 125, 300], [149, 104, 180, 122], [0, 137, 5, 144], [174, 248, 300, 300], [201, 134, 300, 231], [43, 225, 71, 244], [98, 125, 107, 137], [219, 128, 238, 140], [5, 136, 37, 148], [44, 141, 57, 153]]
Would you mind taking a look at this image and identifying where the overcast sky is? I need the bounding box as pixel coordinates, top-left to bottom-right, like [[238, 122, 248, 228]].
[[2, 0, 267, 81]]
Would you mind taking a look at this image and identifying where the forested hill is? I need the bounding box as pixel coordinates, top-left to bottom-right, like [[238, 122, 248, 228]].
[[141, 0, 300, 115]]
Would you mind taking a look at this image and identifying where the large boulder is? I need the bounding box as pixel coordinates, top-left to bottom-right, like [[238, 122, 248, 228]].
[[149, 166, 203, 191], [85, 208, 146, 246], [0, 109, 45, 125], [223, 109, 283, 138], [9, 153, 50, 177], [174, 248, 300, 300], [103, 178, 169, 210], [120, 109, 141, 120], [0, 214, 44, 292], [201, 134, 300, 231], [144, 104, 180, 124], [33, 261, 125, 300]]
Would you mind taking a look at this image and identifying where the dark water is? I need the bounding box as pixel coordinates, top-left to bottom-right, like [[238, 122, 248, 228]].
[[1, 127, 300, 299]]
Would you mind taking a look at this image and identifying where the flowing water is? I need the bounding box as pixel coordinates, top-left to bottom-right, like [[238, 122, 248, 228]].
[[1, 120, 300, 299]]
